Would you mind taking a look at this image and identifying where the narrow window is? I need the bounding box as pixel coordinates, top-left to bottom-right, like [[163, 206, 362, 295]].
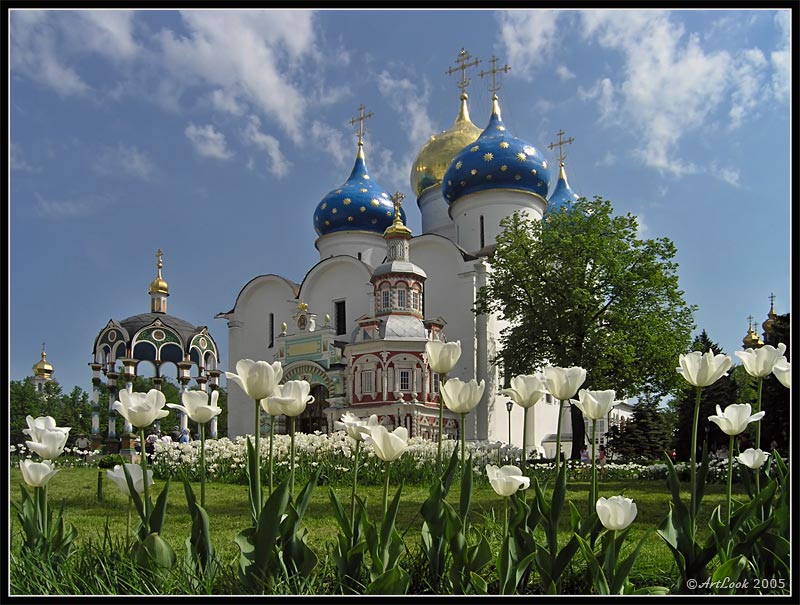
[[335, 300, 347, 335], [269, 313, 274, 348], [397, 287, 407, 309], [400, 370, 410, 391], [480, 215, 485, 249], [362, 370, 375, 394], [411, 290, 419, 311], [382, 288, 391, 310], [432, 372, 440, 393], [357, 252, 362, 261]]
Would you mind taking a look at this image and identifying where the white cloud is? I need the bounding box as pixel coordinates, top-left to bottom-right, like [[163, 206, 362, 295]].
[[595, 150, 616, 167], [309, 120, 349, 169], [555, 65, 575, 81], [710, 163, 740, 188], [72, 10, 139, 60], [185, 123, 233, 160], [577, 77, 616, 121], [376, 70, 435, 148], [208, 88, 247, 116], [770, 10, 790, 102], [33, 192, 96, 218], [242, 116, 291, 178], [635, 213, 648, 237], [93, 144, 154, 179], [10, 143, 37, 172], [729, 48, 768, 129], [496, 10, 563, 79]]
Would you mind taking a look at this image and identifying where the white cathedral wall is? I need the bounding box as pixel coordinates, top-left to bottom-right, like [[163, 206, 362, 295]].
[[417, 188, 456, 241], [314, 230, 386, 266], [297, 256, 375, 329]]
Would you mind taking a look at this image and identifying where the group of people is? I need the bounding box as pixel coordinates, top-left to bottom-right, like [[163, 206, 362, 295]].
[[133, 426, 193, 461], [579, 444, 607, 477]]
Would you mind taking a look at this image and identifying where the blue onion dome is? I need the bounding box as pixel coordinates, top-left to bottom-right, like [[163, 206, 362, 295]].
[[545, 161, 580, 215], [442, 95, 551, 205], [314, 143, 404, 237]]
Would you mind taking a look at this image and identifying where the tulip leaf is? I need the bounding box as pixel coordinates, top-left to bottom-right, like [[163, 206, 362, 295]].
[[244, 436, 260, 526], [328, 487, 350, 537], [148, 479, 171, 536], [459, 454, 473, 521], [134, 532, 176, 577], [469, 571, 488, 595], [610, 529, 652, 595], [121, 464, 145, 526], [710, 555, 747, 594], [364, 565, 410, 595], [574, 533, 609, 595]]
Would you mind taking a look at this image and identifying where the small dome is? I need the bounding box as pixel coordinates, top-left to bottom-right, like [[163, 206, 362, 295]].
[[410, 93, 482, 197], [314, 145, 404, 237], [545, 162, 580, 215], [32, 350, 53, 377], [149, 249, 169, 295], [443, 95, 550, 205]]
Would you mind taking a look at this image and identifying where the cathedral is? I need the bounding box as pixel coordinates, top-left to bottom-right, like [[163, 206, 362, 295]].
[[217, 51, 606, 455]]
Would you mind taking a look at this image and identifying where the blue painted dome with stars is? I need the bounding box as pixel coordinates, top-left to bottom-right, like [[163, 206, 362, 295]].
[[545, 162, 580, 216], [314, 144, 404, 237], [443, 96, 551, 205]]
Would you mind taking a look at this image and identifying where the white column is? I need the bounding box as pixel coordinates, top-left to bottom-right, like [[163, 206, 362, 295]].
[[123, 381, 133, 433]]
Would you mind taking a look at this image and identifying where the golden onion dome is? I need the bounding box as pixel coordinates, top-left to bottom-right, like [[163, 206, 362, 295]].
[[32, 350, 54, 377], [149, 249, 169, 295], [743, 327, 762, 349], [410, 93, 482, 197], [762, 297, 777, 334]]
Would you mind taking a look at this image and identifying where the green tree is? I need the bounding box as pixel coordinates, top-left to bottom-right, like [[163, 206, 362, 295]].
[[615, 394, 672, 462], [755, 312, 790, 454], [476, 198, 696, 459]]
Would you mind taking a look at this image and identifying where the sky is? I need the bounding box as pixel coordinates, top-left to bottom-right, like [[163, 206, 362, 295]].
[[8, 7, 793, 397]]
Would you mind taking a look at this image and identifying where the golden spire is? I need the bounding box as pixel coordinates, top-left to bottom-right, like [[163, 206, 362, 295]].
[[298, 301, 309, 312], [447, 48, 481, 96], [478, 56, 511, 96], [743, 315, 763, 349], [548, 129, 575, 166], [762, 292, 777, 334], [349, 104, 374, 158], [384, 191, 412, 237], [32, 342, 54, 377], [148, 248, 169, 296]]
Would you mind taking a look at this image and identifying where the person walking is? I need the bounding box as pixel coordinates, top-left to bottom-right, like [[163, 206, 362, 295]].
[[598, 445, 607, 479]]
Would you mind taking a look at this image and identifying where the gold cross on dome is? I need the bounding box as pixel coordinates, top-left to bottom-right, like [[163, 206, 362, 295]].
[[548, 129, 575, 165], [156, 248, 163, 270], [391, 191, 405, 219], [769, 292, 776, 306], [747, 315, 754, 330], [446, 48, 480, 95], [349, 104, 374, 146], [478, 56, 511, 94]]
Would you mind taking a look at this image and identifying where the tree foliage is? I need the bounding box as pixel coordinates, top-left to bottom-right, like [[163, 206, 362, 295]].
[[476, 198, 696, 459], [606, 394, 673, 462], [753, 312, 790, 454]]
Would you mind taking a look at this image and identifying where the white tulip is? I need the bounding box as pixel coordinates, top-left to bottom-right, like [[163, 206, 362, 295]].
[[106, 463, 154, 497], [425, 340, 462, 374], [734, 343, 787, 378], [25, 428, 69, 460], [19, 459, 59, 488], [112, 389, 169, 429], [23, 415, 71, 442], [543, 366, 587, 401], [334, 412, 377, 442], [441, 378, 485, 414], [167, 389, 222, 424], [676, 349, 732, 388], [596, 495, 638, 530], [500, 373, 547, 408], [736, 448, 769, 470], [708, 403, 765, 436], [364, 425, 409, 462], [773, 358, 790, 389], [485, 464, 530, 497], [571, 389, 617, 421], [260, 380, 313, 417], [226, 359, 283, 401]]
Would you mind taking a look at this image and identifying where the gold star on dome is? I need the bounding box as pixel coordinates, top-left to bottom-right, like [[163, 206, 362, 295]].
[[335, 189, 343, 194], [360, 188, 368, 193], [343, 198, 351, 205], [348, 216, 354, 222], [499, 141, 510, 149], [386, 211, 392, 216], [537, 180, 543, 186], [524, 146, 536, 155], [321, 202, 327, 210], [483, 152, 494, 161], [447, 180, 452, 186], [371, 199, 380, 206], [363, 174, 370, 179], [542, 161, 548, 169], [514, 174, 521, 180], [460, 180, 466, 186], [516, 152, 526, 162], [325, 220, 330, 225], [332, 208, 338, 214], [371, 219, 378, 224], [500, 165, 508, 171], [531, 169, 537, 175], [456, 161, 463, 169], [496, 125, 506, 131], [360, 206, 366, 212], [470, 145, 480, 152], [470, 169, 477, 175], [486, 174, 493, 180]]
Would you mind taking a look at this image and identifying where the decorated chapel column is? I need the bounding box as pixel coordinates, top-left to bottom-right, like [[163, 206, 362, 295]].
[[207, 369, 221, 438]]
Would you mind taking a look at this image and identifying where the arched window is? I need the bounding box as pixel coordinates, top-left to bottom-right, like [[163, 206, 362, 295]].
[[397, 286, 407, 309]]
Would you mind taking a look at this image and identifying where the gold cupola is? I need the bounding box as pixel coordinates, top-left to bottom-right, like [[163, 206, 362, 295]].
[[149, 249, 169, 313], [761, 292, 777, 335], [32, 344, 54, 379], [742, 316, 763, 349]]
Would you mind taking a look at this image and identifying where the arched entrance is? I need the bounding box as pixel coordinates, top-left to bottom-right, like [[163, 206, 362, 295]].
[[297, 384, 329, 434]]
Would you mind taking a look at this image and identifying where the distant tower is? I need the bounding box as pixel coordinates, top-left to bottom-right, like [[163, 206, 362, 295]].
[[761, 292, 778, 340], [32, 342, 54, 393], [149, 248, 169, 313], [742, 316, 763, 349]]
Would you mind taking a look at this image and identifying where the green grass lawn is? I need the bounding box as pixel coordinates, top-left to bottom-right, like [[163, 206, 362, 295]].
[[9, 467, 741, 594]]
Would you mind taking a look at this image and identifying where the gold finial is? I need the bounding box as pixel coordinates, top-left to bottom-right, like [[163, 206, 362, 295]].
[[478, 56, 511, 95], [349, 104, 374, 148], [156, 248, 163, 273], [548, 129, 575, 165], [392, 191, 405, 220], [384, 191, 411, 237], [149, 248, 169, 296], [298, 301, 309, 312], [744, 315, 763, 348], [447, 48, 480, 96], [762, 292, 777, 334]]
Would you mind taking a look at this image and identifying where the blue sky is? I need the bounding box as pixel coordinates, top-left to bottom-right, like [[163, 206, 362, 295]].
[[9, 8, 792, 396]]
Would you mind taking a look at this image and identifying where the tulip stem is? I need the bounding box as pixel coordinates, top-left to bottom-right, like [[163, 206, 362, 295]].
[[555, 399, 565, 476], [37, 485, 47, 538], [127, 496, 132, 545], [253, 399, 262, 518], [689, 386, 702, 526], [383, 461, 390, 518], [139, 427, 151, 528], [290, 416, 296, 500], [269, 415, 275, 496], [726, 434, 734, 526], [437, 373, 447, 475], [590, 418, 597, 509], [522, 407, 528, 473], [200, 422, 206, 509], [460, 412, 466, 474], [351, 440, 361, 540], [503, 496, 509, 538], [754, 377, 763, 495]]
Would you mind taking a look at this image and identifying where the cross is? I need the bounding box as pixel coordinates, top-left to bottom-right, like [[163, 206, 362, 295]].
[[746, 315, 754, 330], [548, 129, 575, 165], [446, 48, 480, 95], [349, 104, 374, 146], [478, 56, 511, 94], [391, 191, 405, 220], [42, 341, 46, 353], [769, 292, 776, 307], [156, 248, 163, 270]]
